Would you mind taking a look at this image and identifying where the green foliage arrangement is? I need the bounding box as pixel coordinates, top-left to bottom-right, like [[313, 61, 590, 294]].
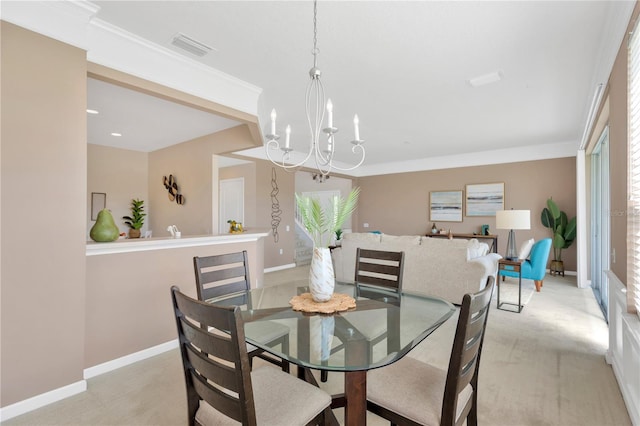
[[296, 187, 360, 247], [541, 197, 576, 261], [122, 198, 145, 230]]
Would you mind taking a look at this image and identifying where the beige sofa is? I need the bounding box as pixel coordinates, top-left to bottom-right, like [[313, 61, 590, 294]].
[[331, 232, 501, 304]]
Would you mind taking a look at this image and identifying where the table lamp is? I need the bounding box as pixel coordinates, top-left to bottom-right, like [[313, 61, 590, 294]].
[[496, 209, 530, 261]]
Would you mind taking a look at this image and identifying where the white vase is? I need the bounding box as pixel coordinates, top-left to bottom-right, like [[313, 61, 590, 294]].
[[309, 246, 335, 302], [310, 316, 335, 362]]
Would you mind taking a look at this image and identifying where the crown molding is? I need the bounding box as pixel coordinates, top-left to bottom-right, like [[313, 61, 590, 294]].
[[0, 0, 99, 49], [87, 18, 262, 115], [1, 0, 262, 116], [234, 141, 577, 178]]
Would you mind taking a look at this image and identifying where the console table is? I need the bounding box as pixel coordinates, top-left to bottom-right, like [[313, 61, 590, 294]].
[[426, 233, 498, 254]]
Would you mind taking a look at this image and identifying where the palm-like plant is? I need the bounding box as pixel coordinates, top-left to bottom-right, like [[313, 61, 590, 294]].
[[541, 197, 576, 262], [122, 198, 145, 230], [296, 187, 360, 247]]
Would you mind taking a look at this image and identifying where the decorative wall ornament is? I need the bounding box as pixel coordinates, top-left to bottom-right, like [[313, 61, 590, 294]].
[[163, 174, 186, 205], [270, 168, 282, 243], [312, 173, 329, 183]]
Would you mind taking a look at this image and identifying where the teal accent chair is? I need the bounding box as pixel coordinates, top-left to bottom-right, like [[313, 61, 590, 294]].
[[500, 238, 552, 292]]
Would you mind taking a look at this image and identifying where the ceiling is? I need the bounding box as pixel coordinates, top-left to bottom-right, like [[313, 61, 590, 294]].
[[88, 1, 633, 174]]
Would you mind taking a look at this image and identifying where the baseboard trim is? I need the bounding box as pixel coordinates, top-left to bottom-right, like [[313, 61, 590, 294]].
[[264, 263, 297, 273], [1, 340, 179, 421], [0, 380, 87, 422], [84, 339, 178, 379], [83, 339, 178, 379]]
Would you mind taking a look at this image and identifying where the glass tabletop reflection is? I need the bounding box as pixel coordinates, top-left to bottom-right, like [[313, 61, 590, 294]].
[[210, 280, 455, 372]]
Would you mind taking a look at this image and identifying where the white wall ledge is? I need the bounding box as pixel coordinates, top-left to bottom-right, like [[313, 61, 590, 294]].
[[86, 230, 270, 256]]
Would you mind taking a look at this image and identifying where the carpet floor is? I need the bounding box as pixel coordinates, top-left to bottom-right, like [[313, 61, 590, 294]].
[[3, 268, 631, 426]]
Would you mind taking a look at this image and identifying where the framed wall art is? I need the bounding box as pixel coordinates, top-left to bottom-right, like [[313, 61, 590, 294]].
[[465, 182, 504, 217], [429, 190, 463, 222]]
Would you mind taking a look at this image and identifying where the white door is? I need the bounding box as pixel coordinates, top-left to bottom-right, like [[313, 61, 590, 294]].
[[219, 178, 244, 234]]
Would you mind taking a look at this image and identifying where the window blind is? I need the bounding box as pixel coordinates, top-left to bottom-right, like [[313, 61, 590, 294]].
[[627, 22, 640, 317]]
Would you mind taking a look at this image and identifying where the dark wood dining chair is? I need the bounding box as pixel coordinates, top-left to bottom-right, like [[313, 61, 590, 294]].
[[321, 248, 405, 382], [355, 248, 405, 291], [170, 286, 332, 426], [193, 251, 290, 373], [366, 276, 495, 426]]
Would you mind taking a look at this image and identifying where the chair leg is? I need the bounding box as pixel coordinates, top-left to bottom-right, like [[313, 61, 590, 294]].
[[535, 280, 543, 292], [321, 370, 328, 382]]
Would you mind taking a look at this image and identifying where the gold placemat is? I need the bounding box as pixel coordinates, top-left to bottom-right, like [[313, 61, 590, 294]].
[[289, 292, 356, 314]]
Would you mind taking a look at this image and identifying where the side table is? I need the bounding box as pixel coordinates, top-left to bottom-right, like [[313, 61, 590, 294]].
[[497, 259, 524, 313]]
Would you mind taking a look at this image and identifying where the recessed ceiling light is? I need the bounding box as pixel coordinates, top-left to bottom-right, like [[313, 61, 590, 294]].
[[111, 132, 122, 137], [86, 109, 99, 114], [467, 71, 503, 88]]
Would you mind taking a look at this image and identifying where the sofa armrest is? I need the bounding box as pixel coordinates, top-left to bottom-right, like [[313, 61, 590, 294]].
[[468, 252, 503, 288]]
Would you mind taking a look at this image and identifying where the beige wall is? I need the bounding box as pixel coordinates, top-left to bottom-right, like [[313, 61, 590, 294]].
[[87, 144, 149, 238], [148, 125, 256, 237], [1, 23, 87, 406], [85, 239, 263, 367], [606, 19, 631, 283], [355, 157, 578, 271]]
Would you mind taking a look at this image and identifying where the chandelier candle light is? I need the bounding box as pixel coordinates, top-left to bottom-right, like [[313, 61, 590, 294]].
[[265, 0, 365, 177]]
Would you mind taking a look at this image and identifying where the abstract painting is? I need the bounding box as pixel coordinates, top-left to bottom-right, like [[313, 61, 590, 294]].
[[465, 182, 504, 216], [430, 190, 463, 222]]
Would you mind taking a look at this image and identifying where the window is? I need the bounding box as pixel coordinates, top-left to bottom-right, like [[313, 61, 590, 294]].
[[627, 22, 640, 317]]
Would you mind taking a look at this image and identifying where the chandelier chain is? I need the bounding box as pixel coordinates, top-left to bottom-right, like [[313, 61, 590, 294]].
[[264, 0, 365, 177]]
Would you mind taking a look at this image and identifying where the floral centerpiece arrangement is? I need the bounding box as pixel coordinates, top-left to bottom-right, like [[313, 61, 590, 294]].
[[296, 187, 360, 302]]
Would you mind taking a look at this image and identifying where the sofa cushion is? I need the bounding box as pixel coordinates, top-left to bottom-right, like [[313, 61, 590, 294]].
[[380, 234, 421, 247], [343, 232, 382, 244]]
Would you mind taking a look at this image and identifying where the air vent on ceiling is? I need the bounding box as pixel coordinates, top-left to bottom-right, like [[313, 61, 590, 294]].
[[170, 33, 214, 57]]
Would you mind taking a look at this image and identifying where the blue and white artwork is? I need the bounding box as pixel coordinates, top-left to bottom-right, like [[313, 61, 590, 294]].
[[465, 183, 504, 217], [430, 190, 463, 222]]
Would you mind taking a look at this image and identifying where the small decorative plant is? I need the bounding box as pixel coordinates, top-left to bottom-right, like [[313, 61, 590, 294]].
[[541, 197, 576, 262], [296, 187, 360, 248], [123, 198, 145, 238]]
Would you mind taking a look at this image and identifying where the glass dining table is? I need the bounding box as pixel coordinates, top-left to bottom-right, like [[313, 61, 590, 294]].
[[210, 280, 456, 426]]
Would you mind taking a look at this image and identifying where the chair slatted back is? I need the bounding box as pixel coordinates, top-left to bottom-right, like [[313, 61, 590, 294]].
[[355, 248, 405, 291], [442, 276, 495, 426], [194, 251, 251, 301], [171, 286, 257, 426]]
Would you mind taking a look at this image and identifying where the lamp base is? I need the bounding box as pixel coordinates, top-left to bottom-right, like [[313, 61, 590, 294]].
[[505, 229, 519, 261]]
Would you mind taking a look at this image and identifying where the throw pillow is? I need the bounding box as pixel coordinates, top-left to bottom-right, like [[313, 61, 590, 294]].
[[467, 239, 489, 260], [518, 238, 535, 260]]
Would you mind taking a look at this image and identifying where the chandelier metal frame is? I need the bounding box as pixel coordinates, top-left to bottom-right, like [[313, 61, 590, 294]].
[[265, 0, 365, 177]]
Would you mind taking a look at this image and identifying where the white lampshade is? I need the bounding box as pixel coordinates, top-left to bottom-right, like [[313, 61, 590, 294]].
[[495, 210, 531, 230]]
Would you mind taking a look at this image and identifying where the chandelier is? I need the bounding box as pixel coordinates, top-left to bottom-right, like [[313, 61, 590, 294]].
[[265, 0, 365, 177]]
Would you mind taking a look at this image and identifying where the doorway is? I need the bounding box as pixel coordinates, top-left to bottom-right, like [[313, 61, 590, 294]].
[[219, 178, 244, 234], [590, 126, 610, 319]]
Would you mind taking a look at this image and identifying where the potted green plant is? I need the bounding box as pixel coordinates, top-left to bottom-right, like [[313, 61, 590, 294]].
[[541, 197, 576, 274], [296, 187, 360, 302], [123, 198, 145, 239]]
